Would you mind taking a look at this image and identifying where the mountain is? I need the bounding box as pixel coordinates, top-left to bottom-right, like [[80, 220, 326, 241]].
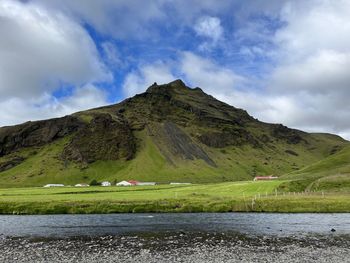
[[0, 80, 348, 188]]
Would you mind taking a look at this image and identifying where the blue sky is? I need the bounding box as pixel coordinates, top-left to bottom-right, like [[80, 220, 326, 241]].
[[1, 0, 350, 139]]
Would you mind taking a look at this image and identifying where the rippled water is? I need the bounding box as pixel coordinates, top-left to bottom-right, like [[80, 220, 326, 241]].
[[0, 213, 349, 238]]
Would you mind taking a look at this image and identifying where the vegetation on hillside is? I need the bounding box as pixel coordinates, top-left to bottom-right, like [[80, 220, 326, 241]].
[[280, 145, 350, 192], [0, 80, 348, 187]]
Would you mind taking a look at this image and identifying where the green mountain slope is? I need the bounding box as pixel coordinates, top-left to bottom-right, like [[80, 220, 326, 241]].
[[0, 80, 348, 187], [281, 145, 350, 192]]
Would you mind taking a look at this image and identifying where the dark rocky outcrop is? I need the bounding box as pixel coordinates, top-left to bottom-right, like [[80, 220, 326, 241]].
[[285, 149, 299, 156], [330, 145, 342, 155], [147, 121, 216, 167], [62, 114, 136, 164], [272, 124, 306, 144], [0, 116, 84, 156], [0, 156, 25, 172], [198, 129, 260, 148], [161, 122, 216, 167]]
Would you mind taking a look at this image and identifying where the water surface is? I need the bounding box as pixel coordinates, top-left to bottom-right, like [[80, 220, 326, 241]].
[[0, 213, 348, 238]]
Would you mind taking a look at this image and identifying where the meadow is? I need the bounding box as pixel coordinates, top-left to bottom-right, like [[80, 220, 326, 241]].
[[0, 180, 349, 214]]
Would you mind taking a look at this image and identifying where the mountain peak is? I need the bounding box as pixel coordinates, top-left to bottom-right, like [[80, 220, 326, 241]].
[[146, 79, 188, 94], [168, 79, 187, 88]]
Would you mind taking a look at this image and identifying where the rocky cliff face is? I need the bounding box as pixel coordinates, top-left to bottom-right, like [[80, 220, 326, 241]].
[[0, 116, 84, 157], [62, 114, 136, 164]]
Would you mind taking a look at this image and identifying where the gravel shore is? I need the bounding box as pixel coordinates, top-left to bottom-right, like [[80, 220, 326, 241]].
[[1, 233, 349, 263]]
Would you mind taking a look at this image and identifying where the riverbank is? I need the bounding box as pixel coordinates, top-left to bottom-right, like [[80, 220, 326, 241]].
[[1, 232, 349, 262], [1, 194, 350, 214], [1, 182, 350, 214]]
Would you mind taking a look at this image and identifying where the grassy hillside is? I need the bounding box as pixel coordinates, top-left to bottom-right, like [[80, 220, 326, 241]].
[[0, 80, 348, 187], [0, 129, 346, 187], [280, 145, 350, 192]]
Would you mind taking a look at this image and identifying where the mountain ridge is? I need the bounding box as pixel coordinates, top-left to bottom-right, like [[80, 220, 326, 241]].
[[0, 80, 348, 187]]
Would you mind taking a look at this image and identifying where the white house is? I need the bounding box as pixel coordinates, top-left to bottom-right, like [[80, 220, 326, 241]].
[[116, 180, 132, 186], [137, 182, 156, 186], [75, 183, 90, 187], [43, 184, 64, 188], [101, 181, 111, 187]]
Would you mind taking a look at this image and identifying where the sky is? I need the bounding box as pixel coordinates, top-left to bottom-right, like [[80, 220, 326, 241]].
[[1, 0, 350, 139]]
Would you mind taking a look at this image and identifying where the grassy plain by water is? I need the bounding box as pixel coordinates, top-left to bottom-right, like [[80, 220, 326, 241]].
[[0, 180, 349, 214]]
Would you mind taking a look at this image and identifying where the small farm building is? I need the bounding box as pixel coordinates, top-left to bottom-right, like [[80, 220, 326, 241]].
[[75, 183, 89, 187], [101, 181, 111, 186], [127, 180, 140, 186], [116, 181, 132, 186]]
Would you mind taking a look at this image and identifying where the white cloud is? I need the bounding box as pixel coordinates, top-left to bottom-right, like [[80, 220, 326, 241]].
[[179, 52, 244, 95], [0, 0, 111, 101], [0, 0, 112, 127], [194, 16, 223, 42], [0, 85, 108, 127], [32, 0, 166, 39], [271, 50, 350, 94], [101, 42, 123, 67], [260, 0, 350, 138], [275, 0, 350, 62], [32, 0, 234, 39], [56, 84, 108, 114], [122, 62, 176, 97]]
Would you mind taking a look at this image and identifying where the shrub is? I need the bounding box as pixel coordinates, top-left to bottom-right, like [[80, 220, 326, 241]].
[[90, 179, 99, 186]]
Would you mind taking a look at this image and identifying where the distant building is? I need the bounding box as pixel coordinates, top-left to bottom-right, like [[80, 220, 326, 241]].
[[137, 182, 156, 186], [75, 183, 90, 187], [116, 180, 132, 186], [101, 181, 111, 186], [170, 182, 192, 185], [127, 180, 139, 186], [253, 176, 278, 181], [43, 184, 64, 188]]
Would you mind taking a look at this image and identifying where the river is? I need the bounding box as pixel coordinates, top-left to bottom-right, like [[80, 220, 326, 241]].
[[0, 213, 349, 238]]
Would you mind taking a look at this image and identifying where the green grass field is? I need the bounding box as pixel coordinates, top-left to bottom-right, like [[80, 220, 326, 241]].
[[1, 180, 349, 214]]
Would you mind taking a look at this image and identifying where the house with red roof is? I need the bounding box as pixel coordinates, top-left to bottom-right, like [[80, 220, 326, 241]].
[[127, 180, 140, 185]]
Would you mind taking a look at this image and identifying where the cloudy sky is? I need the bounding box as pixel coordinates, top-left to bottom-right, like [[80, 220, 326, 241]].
[[1, 0, 350, 139]]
